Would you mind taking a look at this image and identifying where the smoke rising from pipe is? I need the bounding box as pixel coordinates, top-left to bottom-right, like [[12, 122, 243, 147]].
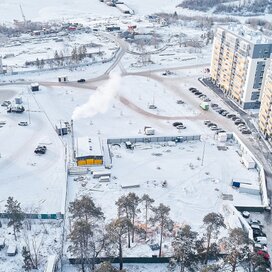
[[72, 73, 121, 120]]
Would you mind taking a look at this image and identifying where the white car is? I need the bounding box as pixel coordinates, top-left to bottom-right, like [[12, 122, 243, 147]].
[[18, 121, 28, 126]]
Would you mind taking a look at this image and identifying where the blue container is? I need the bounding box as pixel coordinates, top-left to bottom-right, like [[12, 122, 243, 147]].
[[232, 181, 240, 188]]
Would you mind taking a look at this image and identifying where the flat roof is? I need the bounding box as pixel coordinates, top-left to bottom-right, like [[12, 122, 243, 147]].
[[76, 137, 103, 158], [218, 25, 272, 45]]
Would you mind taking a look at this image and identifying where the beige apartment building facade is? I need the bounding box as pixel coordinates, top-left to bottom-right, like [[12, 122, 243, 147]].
[[211, 26, 272, 109], [259, 66, 272, 139]]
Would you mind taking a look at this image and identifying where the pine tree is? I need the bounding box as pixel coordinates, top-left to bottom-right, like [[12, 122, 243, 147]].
[[172, 224, 199, 272], [106, 218, 132, 271], [68, 220, 93, 272], [141, 194, 154, 240], [22, 246, 33, 271], [5, 197, 24, 241], [224, 228, 250, 272], [71, 46, 78, 62], [69, 195, 105, 271], [116, 193, 140, 247], [202, 212, 225, 265], [150, 203, 173, 257], [69, 195, 104, 224]]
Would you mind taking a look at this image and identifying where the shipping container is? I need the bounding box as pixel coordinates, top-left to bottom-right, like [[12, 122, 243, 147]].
[[93, 171, 111, 178]]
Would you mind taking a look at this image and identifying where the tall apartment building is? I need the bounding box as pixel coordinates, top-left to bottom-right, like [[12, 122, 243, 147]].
[[211, 25, 272, 109], [259, 65, 272, 139]]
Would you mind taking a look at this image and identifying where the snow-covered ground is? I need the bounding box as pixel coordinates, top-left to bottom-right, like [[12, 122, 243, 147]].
[[0, 220, 62, 272], [0, 85, 66, 214]]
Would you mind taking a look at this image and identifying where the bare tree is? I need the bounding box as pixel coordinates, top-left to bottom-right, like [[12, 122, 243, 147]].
[[22, 229, 45, 269]]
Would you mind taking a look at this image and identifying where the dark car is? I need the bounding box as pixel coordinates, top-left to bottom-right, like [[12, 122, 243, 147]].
[[173, 122, 183, 127], [77, 78, 86, 83], [189, 87, 197, 91], [34, 145, 47, 154], [242, 130, 252, 134], [211, 103, 218, 108]]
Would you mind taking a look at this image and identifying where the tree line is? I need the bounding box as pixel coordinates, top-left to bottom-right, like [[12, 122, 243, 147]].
[[67, 194, 270, 272], [1, 196, 270, 271]]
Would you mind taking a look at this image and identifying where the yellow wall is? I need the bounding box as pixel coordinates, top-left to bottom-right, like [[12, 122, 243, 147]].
[[77, 158, 103, 166]]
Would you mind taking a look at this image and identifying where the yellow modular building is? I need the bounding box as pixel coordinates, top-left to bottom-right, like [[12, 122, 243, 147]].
[[259, 67, 272, 139], [76, 137, 103, 166], [211, 25, 272, 109]]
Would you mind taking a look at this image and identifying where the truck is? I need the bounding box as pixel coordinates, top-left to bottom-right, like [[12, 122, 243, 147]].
[[7, 105, 25, 113], [144, 126, 155, 135], [200, 102, 209, 111]]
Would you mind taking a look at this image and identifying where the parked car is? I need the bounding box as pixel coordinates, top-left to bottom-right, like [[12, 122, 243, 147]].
[[189, 87, 197, 91], [204, 98, 211, 102], [149, 105, 157, 109], [204, 120, 211, 125], [1, 101, 11, 107], [249, 220, 263, 227], [227, 114, 235, 118], [176, 100, 184, 104], [176, 125, 186, 129], [173, 122, 183, 127], [255, 236, 267, 245], [242, 130, 252, 134], [257, 250, 270, 261], [242, 211, 250, 218], [34, 145, 47, 155], [232, 116, 239, 121], [207, 123, 217, 127], [18, 121, 28, 126], [211, 103, 218, 108], [77, 78, 86, 83]]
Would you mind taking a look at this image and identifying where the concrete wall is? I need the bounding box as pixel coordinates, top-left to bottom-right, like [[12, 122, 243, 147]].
[[107, 135, 201, 144]]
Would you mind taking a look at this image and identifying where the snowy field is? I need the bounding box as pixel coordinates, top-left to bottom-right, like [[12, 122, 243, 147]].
[[68, 139, 261, 229], [0, 85, 66, 214]]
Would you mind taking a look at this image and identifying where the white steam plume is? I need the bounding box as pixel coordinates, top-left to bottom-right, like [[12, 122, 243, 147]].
[[72, 73, 121, 120]]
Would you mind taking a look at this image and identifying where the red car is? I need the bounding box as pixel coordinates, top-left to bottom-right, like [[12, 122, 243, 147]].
[[257, 250, 270, 261]]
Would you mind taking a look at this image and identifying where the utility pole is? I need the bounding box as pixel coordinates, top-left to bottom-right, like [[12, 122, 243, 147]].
[[27, 92, 31, 125], [201, 141, 206, 166]]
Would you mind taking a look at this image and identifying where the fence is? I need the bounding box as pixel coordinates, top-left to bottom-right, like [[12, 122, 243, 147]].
[[69, 257, 170, 265], [0, 213, 63, 220], [107, 134, 201, 145]]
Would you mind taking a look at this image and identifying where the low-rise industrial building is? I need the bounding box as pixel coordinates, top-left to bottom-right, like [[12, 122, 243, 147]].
[[75, 137, 103, 166]]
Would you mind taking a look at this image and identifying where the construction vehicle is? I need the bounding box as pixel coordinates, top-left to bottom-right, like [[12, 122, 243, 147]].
[[7, 105, 25, 113], [200, 102, 209, 111]]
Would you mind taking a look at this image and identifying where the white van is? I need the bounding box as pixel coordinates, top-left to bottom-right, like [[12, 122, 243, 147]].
[[255, 236, 267, 245]]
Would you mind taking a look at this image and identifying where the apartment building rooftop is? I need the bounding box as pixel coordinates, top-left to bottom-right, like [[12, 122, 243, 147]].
[[218, 24, 272, 45]]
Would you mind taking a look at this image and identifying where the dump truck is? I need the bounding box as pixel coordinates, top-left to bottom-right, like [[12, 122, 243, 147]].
[[200, 102, 209, 111]]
